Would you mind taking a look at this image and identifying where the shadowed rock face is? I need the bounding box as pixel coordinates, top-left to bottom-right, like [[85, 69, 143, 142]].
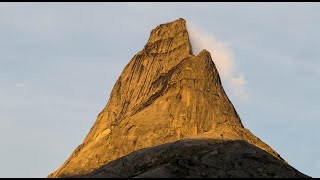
[[73, 139, 309, 178], [48, 18, 307, 178]]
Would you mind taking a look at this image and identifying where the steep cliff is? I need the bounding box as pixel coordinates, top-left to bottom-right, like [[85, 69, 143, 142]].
[[48, 18, 306, 178]]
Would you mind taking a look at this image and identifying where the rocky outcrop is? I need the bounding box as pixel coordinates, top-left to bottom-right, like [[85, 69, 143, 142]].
[[74, 139, 309, 178], [48, 18, 306, 178]]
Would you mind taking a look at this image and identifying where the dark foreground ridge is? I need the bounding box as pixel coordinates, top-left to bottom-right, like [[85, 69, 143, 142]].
[[71, 139, 309, 178]]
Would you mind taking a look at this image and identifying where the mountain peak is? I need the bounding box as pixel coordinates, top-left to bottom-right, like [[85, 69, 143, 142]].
[[197, 49, 211, 56], [48, 18, 301, 178], [145, 18, 192, 56], [149, 18, 187, 38]]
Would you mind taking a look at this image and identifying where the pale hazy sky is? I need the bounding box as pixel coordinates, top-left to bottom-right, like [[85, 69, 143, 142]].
[[0, 2, 319, 177]]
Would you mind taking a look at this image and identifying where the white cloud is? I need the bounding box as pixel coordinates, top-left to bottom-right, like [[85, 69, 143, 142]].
[[187, 23, 249, 101]]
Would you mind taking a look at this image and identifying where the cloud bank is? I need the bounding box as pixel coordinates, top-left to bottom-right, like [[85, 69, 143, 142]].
[[187, 23, 248, 101]]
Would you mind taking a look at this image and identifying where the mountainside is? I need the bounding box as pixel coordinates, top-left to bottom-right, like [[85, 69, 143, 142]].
[[48, 18, 308, 178], [73, 139, 307, 178]]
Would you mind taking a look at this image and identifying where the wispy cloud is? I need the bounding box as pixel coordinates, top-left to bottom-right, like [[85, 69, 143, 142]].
[[187, 23, 248, 101]]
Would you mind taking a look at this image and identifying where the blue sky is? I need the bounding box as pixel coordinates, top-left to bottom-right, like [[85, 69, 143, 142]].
[[0, 2, 319, 177]]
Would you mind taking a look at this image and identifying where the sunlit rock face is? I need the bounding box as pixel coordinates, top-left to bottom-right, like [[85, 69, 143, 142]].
[[48, 18, 308, 178]]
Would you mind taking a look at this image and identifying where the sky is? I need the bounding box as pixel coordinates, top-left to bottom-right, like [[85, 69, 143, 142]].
[[0, 2, 319, 177]]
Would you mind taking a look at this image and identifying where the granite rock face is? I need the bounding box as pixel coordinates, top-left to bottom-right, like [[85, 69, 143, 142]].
[[48, 18, 306, 178], [76, 139, 309, 178]]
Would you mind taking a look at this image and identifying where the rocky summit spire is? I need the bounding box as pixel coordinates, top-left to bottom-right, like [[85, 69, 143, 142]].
[[48, 18, 285, 178]]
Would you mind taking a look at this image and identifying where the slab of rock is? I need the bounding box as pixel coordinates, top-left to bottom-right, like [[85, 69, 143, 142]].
[[73, 139, 309, 178], [48, 18, 307, 178]]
